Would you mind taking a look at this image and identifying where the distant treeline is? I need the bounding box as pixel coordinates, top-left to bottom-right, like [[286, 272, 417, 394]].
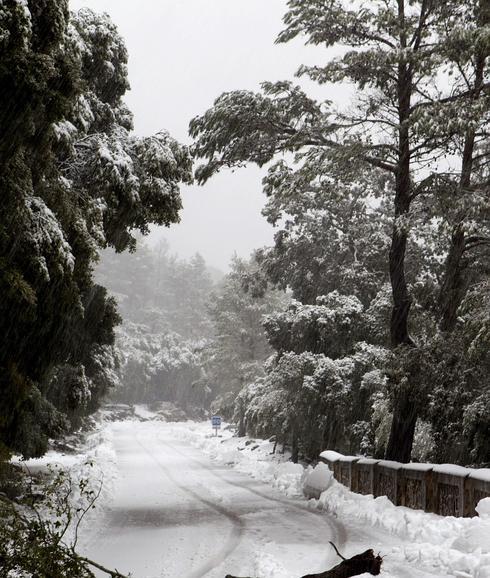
[[97, 245, 283, 417]]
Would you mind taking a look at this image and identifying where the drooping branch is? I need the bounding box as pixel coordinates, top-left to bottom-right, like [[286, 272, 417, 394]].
[[464, 236, 490, 252], [410, 81, 490, 114]]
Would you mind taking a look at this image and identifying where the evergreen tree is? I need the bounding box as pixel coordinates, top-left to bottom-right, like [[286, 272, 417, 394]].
[[238, 294, 390, 461], [190, 0, 490, 462], [203, 257, 284, 423], [164, 253, 214, 339], [258, 159, 391, 306], [0, 3, 192, 458]]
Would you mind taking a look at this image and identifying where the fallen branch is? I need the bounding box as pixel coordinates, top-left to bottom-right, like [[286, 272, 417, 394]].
[[225, 542, 383, 578], [301, 545, 382, 577], [328, 541, 346, 561]]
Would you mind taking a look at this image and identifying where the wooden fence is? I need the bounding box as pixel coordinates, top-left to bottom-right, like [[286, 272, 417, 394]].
[[318, 451, 490, 517]]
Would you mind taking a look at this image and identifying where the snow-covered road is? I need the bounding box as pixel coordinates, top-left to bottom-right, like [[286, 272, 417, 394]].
[[81, 421, 344, 578], [72, 416, 489, 578]]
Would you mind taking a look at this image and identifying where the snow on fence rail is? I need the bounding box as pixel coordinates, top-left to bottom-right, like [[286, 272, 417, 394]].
[[318, 451, 490, 517]]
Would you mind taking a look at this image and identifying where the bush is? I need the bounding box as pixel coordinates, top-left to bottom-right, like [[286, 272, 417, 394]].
[[0, 464, 126, 578]]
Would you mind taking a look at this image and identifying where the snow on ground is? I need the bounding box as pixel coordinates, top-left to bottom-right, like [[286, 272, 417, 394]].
[[12, 407, 490, 578], [168, 422, 306, 499], [11, 418, 118, 548], [168, 420, 490, 578], [79, 418, 344, 578]]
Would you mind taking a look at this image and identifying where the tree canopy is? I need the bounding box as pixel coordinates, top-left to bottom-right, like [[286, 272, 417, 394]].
[[0, 1, 192, 458], [190, 0, 490, 463]]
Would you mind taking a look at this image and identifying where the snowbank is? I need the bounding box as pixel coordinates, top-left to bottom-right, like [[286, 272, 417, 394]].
[[477, 498, 490, 520], [311, 476, 490, 576], [303, 462, 334, 498]]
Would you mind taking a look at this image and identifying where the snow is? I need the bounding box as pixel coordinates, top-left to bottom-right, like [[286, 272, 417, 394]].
[[53, 120, 78, 143], [133, 404, 158, 420], [401, 462, 434, 472], [12, 421, 118, 548], [433, 464, 471, 477], [338, 455, 359, 463], [0, 0, 32, 48], [25, 196, 75, 279], [170, 423, 306, 499], [313, 479, 490, 577], [12, 410, 490, 578], [470, 469, 490, 482], [376, 459, 404, 471], [80, 419, 342, 578], [476, 499, 490, 520], [357, 457, 379, 465], [95, 136, 140, 202], [167, 419, 490, 577], [303, 462, 334, 498], [14, 0, 30, 23], [319, 449, 343, 462]]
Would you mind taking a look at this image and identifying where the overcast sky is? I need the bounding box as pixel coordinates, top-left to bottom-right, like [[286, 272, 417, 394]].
[[69, 0, 334, 270]]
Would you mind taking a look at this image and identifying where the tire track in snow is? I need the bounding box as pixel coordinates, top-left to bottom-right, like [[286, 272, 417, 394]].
[[157, 434, 347, 562], [134, 433, 246, 578]]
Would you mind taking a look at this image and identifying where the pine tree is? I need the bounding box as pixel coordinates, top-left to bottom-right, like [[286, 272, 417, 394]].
[[190, 0, 490, 462]]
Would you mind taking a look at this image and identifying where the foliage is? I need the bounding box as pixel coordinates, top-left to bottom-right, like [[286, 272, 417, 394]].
[[190, 0, 490, 463], [0, 464, 109, 578], [0, 2, 192, 458], [97, 242, 213, 339], [236, 290, 390, 460], [202, 257, 285, 419], [114, 323, 208, 410], [96, 244, 216, 409], [97, 248, 284, 416]]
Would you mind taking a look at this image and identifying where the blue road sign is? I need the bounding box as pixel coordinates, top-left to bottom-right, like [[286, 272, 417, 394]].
[[211, 416, 221, 428]]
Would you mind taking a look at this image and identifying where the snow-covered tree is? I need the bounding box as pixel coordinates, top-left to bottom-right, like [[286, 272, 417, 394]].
[[95, 243, 221, 410], [163, 253, 214, 339], [0, 2, 192, 458], [97, 244, 214, 338], [114, 323, 208, 411], [190, 0, 490, 462], [201, 256, 285, 422], [258, 159, 391, 306], [239, 300, 390, 461]]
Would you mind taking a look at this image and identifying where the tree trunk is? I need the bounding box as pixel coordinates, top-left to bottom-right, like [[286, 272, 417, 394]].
[[385, 1, 417, 462], [238, 415, 246, 438], [389, 0, 414, 350], [389, 216, 413, 347], [385, 389, 418, 463], [438, 226, 471, 332], [438, 28, 487, 331], [291, 428, 299, 463]]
